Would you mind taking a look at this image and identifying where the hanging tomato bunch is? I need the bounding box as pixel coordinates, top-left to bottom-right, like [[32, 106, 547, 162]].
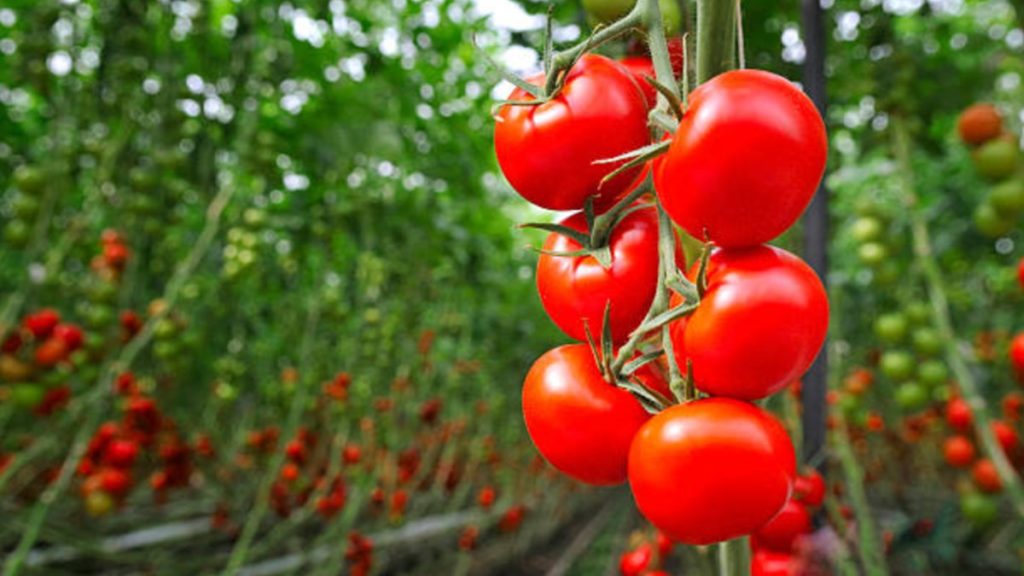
[[491, 0, 829, 551], [956, 103, 1024, 237]]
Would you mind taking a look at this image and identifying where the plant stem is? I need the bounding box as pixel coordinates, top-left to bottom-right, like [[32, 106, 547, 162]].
[[696, 0, 737, 83], [831, 402, 888, 575], [891, 115, 1024, 519], [717, 537, 750, 576], [545, 3, 644, 94]]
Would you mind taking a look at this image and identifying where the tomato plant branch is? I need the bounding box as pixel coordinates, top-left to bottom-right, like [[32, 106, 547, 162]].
[[891, 115, 1024, 519], [696, 0, 737, 83], [546, 4, 644, 95]]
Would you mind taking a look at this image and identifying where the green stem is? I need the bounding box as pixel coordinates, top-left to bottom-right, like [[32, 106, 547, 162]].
[[696, 0, 737, 83], [891, 116, 1024, 519], [717, 537, 750, 576], [545, 3, 644, 94], [833, 415, 888, 576]]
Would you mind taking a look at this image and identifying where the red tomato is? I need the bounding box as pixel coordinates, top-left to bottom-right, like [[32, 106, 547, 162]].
[[992, 420, 1019, 453], [522, 344, 652, 485], [53, 323, 84, 352], [618, 543, 653, 576], [751, 550, 795, 576], [1003, 392, 1023, 422], [24, 309, 61, 339], [655, 70, 827, 247], [957, 103, 1002, 146], [34, 337, 69, 367], [1018, 257, 1024, 290], [1011, 333, 1024, 381], [752, 500, 812, 552], [537, 204, 665, 344], [945, 398, 973, 432], [669, 246, 828, 400], [793, 469, 826, 507], [628, 398, 796, 545], [619, 57, 657, 108], [494, 54, 650, 211], [655, 530, 674, 557], [943, 435, 976, 468], [972, 459, 1003, 493], [103, 440, 139, 468]]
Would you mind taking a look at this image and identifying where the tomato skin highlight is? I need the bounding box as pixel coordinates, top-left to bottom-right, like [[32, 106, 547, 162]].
[[494, 54, 650, 211], [628, 398, 797, 545], [655, 70, 827, 248], [670, 245, 828, 400], [522, 344, 654, 486], [536, 205, 664, 344]]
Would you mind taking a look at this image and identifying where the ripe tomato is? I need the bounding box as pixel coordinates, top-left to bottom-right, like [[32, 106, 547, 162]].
[[618, 56, 657, 109], [958, 103, 1003, 145], [34, 337, 69, 367], [669, 246, 828, 400], [752, 499, 811, 552], [53, 323, 84, 352], [1017, 257, 1024, 290], [23, 309, 60, 339], [494, 54, 650, 211], [945, 397, 973, 432], [942, 435, 976, 468], [655, 70, 827, 247], [751, 550, 795, 576], [992, 420, 1019, 454], [972, 459, 1002, 493], [628, 398, 796, 545], [522, 344, 652, 485], [1010, 333, 1024, 381], [618, 543, 652, 576], [793, 469, 825, 507], [537, 204, 665, 344]]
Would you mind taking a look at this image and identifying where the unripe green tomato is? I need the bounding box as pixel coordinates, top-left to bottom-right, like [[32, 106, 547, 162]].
[[13, 165, 45, 195], [854, 197, 884, 218], [243, 208, 267, 227], [11, 194, 40, 219], [85, 491, 115, 517], [917, 360, 948, 387], [931, 385, 951, 403], [9, 382, 45, 409], [972, 139, 1019, 181], [911, 328, 943, 356], [88, 280, 119, 304], [582, 0, 681, 36], [904, 302, 931, 325], [960, 492, 998, 526], [153, 340, 180, 360], [84, 333, 105, 354], [874, 261, 901, 286], [858, 242, 888, 266], [974, 202, 1014, 238], [880, 350, 915, 381], [838, 393, 861, 416], [873, 313, 908, 344], [989, 179, 1024, 217], [153, 318, 177, 340], [4, 219, 31, 247], [85, 305, 114, 329], [895, 381, 928, 410], [69, 350, 90, 368], [850, 216, 884, 243]]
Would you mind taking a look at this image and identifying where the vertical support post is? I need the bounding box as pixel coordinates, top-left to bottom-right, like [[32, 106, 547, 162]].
[[800, 0, 829, 470]]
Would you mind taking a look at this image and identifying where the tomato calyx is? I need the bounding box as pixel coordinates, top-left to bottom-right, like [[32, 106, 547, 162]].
[[522, 186, 654, 269]]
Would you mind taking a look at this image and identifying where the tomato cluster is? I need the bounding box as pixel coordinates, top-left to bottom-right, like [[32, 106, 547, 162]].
[[494, 30, 829, 547], [956, 104, 1024, 237]]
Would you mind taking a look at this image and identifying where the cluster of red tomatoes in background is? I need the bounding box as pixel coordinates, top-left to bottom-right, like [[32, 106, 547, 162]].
[[493, 18, 830, 552]]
